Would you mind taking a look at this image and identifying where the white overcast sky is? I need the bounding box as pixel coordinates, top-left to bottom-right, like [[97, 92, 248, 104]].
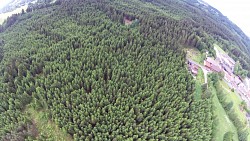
[[203, 0, 250, 37], [0, 0, 250, 36], [0, 0, 11, 9]]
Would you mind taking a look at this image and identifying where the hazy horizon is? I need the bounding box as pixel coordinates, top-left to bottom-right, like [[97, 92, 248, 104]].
[[203, 0, 250, 37], [0, 0, 250, 37]]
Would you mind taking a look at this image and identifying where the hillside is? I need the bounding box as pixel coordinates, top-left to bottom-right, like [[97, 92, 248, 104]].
[[0, 0, 249, 140]]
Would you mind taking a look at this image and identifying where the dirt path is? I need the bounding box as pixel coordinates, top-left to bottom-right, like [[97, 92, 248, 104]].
[[200, 66, 208, 84]]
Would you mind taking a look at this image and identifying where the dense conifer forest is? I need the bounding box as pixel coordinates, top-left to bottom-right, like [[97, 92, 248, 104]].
[[0, 0, 249, 140]]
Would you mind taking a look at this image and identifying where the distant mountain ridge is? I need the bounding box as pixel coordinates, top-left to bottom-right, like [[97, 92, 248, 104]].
[[186, 0, 250, 51]]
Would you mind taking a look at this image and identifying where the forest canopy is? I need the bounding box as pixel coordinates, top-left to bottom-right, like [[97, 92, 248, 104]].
[[0, 0, 249, 140]]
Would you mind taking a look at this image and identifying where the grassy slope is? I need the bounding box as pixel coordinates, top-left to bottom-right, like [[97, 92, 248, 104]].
[[214, 44, 227, 55], [188, 46, 239, 140], [219, 81, 247, 122], [189, 45, 250, 140], [211, 84, 239, 141], [194, 69, 203, 100], [25, 107, 73, 141], [192, 68, 238, 140], [219, 80, 250, 141], [214, 44, 248, 124], [185, 47, 204, 64]]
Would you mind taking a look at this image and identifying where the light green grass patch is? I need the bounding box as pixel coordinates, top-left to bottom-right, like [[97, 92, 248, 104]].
[[214, 44, 227, 55], [211, 84, 239, 141], [218, 80, 250, 140], [184, 47, 205, 64], [25, 107, 73, 141], [219, 81, 248, 123], [196, 68, 205, 83], [194, 69, 205, 100]]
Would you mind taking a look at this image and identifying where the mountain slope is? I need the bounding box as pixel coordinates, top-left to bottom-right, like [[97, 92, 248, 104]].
[[0, 0, 249, 140]]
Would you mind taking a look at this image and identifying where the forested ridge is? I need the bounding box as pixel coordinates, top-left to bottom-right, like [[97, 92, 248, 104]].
[[0, 0, 249, 140]]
